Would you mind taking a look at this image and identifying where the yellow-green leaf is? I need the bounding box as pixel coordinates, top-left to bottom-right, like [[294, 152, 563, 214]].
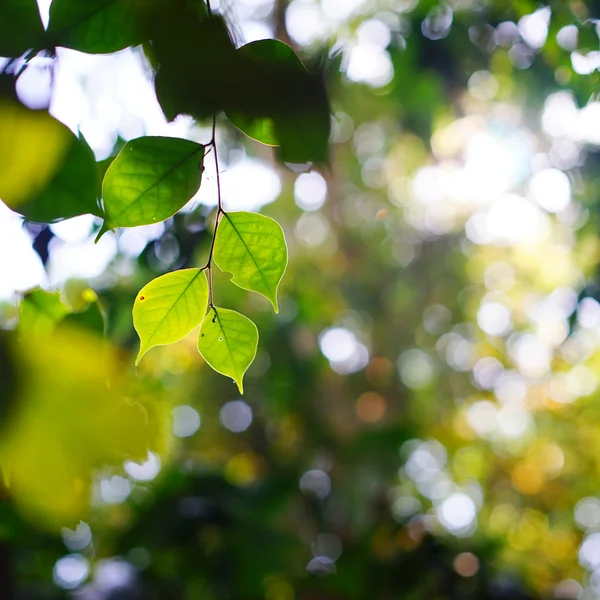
[[101, 136, 204, 232], [197, 307, 258, 394], [133, 268, 208, 364], [213, 212, 287, 312]]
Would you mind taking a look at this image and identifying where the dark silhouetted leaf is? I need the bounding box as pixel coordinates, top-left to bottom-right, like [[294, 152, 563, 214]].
[[47, 0, 143, 54], [0, 0, 45, 57], [228, 40, 331, 163]]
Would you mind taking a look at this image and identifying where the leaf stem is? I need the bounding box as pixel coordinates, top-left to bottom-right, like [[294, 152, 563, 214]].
[[203, 114, 225, 308]]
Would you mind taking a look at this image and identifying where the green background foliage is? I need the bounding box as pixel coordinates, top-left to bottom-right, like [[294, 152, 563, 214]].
[[2, 0, 600, 598]]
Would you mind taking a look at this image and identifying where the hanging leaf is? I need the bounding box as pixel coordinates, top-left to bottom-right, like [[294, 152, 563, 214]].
[[197, 307, 258, 394], [47, 0, 143, 54], [227, 40, 331, 164], [101, 136, 204, 233], [133, 268, 209, 364], [0, 0, 45, 57], [0, 100, 101, 222], [214, 212, 287, 313], [146, 7, 238, 122]]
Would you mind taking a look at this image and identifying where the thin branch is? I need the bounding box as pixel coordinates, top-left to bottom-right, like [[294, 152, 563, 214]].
[[203, 114, 224, 308]]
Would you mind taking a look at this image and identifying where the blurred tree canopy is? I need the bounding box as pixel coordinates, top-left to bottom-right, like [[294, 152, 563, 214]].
[[4, 0, 600, 599]]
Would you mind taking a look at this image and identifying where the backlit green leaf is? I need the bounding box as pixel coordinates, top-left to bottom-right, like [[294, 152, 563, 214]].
[[197, 307, 258, 394], [214, 212, 287, 313], [0, 0, 44, 57], [133, 268, 208, 365], [47, 0, 142, 54], [101, 136, 204, 232], [0, 100, 101, 222], [19, 289, 69, 336]]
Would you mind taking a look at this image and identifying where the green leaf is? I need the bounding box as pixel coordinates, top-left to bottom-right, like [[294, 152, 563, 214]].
[[19, 289, 69, 336], [227, 40, 331, 163], [47, 0, 143, 54], [133, 268, 208, 365], [0, 100, 101, 222], [214, 212, 288, 313], [0, 0, 45, 57], [145, 8, 237, 122], [101, 136, 204, 232], [197, 307, 258, 394]]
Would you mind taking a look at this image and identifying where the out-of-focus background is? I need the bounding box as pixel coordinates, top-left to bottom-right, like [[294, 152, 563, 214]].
[[3, 0, 600, 598]]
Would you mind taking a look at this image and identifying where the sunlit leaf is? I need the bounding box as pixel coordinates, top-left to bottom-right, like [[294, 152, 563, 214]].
[[47, 0, 142, 54], [0, 99, 100, 222], [0, 0, 44, 57], [214, 212, 287, 312], [133, 268, 209, 364], [0, 327, 169, 529], [101, 136, 204, 233], [197, 307, 258, 394], [19, 289, 69, 336], [227, 40, 331, 163]]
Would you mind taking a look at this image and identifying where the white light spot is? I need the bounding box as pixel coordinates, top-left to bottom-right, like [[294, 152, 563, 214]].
[[220, 400, 253, 432], [124, 451, 162, 482], [300, 469, 331, 499], [53, 555, 89, 589], [438, 493, 477, 536], [346, 45, 394, 88], [578, 102, 600, 145], [50, 215, 96, 243], [556, 25, 578, 51], [542, 92, 578, 138], [295, 213, 331, 247], [472, 357, 504, 390], [172, 405, 201, 438], [294, 172, 327, 211], [94, 558, 136, 592], [477, 302, 512, 336], [100, 476, 131, 504], [510, 334, 552, 377], [497, 403, 530, 438], [518, 8, 550, 49], [357, 19, 391, 49], [319, 327, 368, 373], [575, 498, 600, 530], [467, 71, 499, 102], [61, 522, 92, 552], [397, 349, 436, 389], [221, 159, 281, 211], [578, 298, 600, 329], [466, 401, 498, 439], [47, 232, 117, 286], [422, 5, 453, 40], [579, 533, 600, 569], [286, 1, 329, 46], [0, 211, 47, 299], [571, 51, 600, 76], [528, 168, 571, 213]]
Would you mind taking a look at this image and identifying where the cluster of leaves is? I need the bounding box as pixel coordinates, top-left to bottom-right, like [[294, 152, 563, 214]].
[[0, 0, 331, 392]]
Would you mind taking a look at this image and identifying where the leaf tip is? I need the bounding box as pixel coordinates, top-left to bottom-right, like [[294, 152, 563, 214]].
[[235, 378, 244, 394], [94, 223, 110, 244], [135, 345, 148, 366]]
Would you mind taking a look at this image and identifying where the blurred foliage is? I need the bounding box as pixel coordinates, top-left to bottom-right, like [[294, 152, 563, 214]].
[[4, 0, 600, 599]]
